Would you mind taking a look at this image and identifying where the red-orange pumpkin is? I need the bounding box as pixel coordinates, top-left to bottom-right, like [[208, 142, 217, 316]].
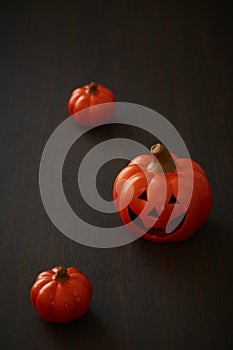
[[30, 266, 92, 323], [113, 144, 213, 243], [68, 81, 115, 126]]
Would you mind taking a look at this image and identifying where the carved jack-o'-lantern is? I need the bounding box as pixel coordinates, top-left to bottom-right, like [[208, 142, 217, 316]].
[[113, 144, 213, 243]]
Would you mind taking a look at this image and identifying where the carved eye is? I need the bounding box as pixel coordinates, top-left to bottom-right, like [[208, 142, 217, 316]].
[[138, 190, 148, 201], [168, 194, 179, 204], [128, 206, 138, 221]]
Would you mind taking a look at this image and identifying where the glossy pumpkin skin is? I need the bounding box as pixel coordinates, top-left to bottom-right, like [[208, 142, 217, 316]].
[[68, 81, 115, 126], [113, 145, 213, 243], [30, 266, 92, 323]]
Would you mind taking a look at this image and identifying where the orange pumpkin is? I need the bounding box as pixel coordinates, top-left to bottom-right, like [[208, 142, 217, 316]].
[[30, 266, 92, 323], [113, 144, 213, 243], [68, 81, 115, 126]]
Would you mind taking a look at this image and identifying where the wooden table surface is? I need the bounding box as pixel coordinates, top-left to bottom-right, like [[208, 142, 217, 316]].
[[1, 1, 232, 349]]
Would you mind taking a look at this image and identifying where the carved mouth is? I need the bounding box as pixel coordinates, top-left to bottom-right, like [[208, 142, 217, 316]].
[[128, 206, 187, 237], [147, 213, 187, 236]]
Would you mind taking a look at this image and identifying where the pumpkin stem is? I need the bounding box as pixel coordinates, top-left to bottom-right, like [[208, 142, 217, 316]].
[[53, 267, 70, 282], [148, 143, 177, 173], [88, 81, 99, 94]]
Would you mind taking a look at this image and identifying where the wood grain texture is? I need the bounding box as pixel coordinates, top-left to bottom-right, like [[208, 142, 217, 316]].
[[0, 1, 232, 349]]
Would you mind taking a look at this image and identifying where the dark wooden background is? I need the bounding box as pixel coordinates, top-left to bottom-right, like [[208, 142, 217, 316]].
[[0, 1, 232, 349]]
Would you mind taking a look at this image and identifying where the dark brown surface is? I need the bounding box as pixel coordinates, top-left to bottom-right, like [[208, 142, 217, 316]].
[[0, 1, 233, 349]]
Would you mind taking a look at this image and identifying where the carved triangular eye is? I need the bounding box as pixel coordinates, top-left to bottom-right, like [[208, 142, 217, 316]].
[[169, 194, 179, 204], [128, 206, 138, 220], [138, 190, 148, 201], [148, 207, 160, 218]]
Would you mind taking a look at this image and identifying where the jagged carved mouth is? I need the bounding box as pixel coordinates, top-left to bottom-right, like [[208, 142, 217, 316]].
[[128, 206, 187, 236]]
